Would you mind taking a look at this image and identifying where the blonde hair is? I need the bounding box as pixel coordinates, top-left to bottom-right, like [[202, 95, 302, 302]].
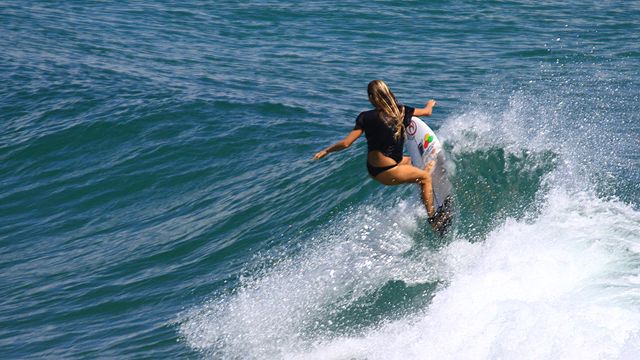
[[367, 80, 405, 140]]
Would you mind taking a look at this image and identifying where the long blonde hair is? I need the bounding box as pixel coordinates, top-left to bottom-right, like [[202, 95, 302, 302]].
[[367, 80, 405, 140]]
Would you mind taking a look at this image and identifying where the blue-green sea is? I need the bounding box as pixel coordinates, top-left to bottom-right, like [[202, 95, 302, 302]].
[[2, 1, 640, 359]]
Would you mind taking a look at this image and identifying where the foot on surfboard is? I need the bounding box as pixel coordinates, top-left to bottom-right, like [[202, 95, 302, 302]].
[[428, 196, 454, 236]]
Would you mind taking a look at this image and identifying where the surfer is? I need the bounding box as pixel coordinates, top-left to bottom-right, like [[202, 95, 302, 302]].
[[313, 80, 448, 232]]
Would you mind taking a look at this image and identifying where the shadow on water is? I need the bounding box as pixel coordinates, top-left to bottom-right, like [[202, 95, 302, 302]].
[[448, 146, 558, 241], [311, 280, 439, 338]]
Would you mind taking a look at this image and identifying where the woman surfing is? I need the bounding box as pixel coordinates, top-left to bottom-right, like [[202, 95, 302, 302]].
[[313, 80, 451, 233]]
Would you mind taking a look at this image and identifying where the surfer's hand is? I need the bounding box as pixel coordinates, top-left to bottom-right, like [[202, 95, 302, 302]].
[[415, 100, 437, 116], [313, 150, 328, 160]]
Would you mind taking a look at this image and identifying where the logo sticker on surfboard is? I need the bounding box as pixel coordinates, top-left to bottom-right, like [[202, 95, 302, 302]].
[[423, 133, 433, 149], [406, 120, 417, 139]]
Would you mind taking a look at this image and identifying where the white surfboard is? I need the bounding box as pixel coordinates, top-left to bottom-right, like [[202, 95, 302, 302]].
[[405, 116, 453, 211]]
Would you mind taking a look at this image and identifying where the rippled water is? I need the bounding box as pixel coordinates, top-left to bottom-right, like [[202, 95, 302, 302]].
[[1, 1, 639, 359]]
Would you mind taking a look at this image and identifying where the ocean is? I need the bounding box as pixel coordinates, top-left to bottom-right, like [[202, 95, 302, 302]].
[[1, 1, 639, 359]]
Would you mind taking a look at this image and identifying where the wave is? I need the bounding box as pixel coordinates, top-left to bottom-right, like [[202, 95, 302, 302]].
[[179, 183, 640, 359], [179, 89, 640, 359], [293, 188, 640, 360]]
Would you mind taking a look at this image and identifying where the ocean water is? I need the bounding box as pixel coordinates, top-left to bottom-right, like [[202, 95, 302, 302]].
[[1, 1, 639, 359]]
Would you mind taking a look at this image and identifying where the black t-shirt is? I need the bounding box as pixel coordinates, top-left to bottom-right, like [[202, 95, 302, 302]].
[[354, 105, 415, 163]]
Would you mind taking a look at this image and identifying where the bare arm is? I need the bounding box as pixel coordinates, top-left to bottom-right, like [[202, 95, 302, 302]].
[[313, 128, 363, 160], [413, 99, 437, 117]]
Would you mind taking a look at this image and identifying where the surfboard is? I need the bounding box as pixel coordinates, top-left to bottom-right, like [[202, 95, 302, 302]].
[[404, 116, 453, 212]]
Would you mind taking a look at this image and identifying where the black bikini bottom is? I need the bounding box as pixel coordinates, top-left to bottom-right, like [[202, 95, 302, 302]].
[[367, 162, 398, 178]]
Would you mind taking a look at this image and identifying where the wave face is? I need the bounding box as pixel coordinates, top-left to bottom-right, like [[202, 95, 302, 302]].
[[1, 0, 638, 358]]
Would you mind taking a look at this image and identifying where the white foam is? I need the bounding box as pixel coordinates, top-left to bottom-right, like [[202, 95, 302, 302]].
[[437, 95, 545, 157], [179, 200, 461, 358], [180, 186, 640, 359], [294, 189, 640, 360]]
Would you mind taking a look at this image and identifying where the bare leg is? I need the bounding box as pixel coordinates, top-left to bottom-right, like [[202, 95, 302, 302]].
[[374, 161, 436, 217], [419, 161, 436, 217]]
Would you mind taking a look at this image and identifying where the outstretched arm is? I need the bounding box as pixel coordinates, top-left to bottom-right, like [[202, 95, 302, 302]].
[[414, 99, 437, 117], [313, 128, 363, 160]]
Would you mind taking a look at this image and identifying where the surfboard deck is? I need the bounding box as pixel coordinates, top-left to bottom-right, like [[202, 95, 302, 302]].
[[405, 116, 453, 213]]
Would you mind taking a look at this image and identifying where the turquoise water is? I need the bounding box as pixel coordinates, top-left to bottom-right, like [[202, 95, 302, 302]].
[[1, 1, 639, 359]]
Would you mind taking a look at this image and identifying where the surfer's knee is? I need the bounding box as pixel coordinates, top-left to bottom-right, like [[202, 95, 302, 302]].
[[417, 170, 432, 185]]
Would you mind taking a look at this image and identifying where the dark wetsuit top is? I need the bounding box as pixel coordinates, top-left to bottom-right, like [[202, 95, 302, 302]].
[[354, 105, 415, 163]]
